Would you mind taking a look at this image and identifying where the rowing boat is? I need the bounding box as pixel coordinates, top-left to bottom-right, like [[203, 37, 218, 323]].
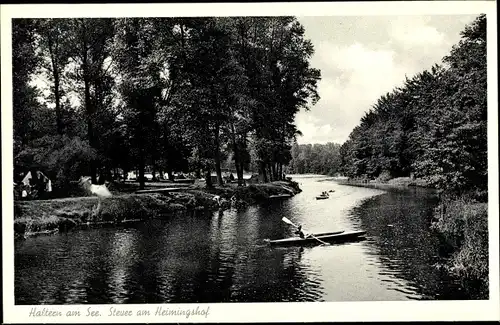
[[269, 230, 366, 246], [316, 195, 329, 200]]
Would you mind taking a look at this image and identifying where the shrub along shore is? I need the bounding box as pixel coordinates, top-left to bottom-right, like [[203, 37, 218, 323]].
[[431, 196, 488, 298], [335, 176, 431, 188], [14, 180, 301, 239]]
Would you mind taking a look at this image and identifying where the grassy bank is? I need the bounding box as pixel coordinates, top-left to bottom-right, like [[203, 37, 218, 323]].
[[14, 180, 301, 238], [431, 197, 488, 298]]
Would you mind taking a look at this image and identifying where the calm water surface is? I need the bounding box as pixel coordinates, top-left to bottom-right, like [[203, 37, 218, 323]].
[[15, 175, 471, 304]]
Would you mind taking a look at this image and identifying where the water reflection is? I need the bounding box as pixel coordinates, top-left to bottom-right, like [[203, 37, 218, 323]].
[[347, 186, 468, 300], [15, 176, 475, 304]]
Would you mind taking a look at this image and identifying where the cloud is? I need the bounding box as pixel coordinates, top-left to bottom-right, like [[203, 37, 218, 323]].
[[296, 15, 476, 145], [296, 115, 336, 144], [298, 41, 411, 144], [389, 16, 445, 48]]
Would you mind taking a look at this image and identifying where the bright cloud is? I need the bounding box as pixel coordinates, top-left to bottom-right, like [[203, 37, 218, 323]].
[[295, 15, 478, 145], [389, 16, 446, 47]]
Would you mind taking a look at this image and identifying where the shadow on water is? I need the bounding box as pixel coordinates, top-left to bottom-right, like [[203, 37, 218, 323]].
[[347, 186, 472, 300], [15, 202, 323, 304]]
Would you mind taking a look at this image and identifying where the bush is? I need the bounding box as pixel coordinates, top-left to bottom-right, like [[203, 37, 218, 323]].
[[431, 197, 488, 296], [376, 171, 392, 183]]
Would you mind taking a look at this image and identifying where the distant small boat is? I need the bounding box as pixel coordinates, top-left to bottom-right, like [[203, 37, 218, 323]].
[[269, 230, 366, 246], [316, 195, 329, 200]]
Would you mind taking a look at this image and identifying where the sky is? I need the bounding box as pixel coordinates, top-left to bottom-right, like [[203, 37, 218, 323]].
[[295, 15, 478, 145]]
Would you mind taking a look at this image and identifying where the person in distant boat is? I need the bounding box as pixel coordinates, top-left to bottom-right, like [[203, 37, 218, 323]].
[[295, 225, 306, 239]]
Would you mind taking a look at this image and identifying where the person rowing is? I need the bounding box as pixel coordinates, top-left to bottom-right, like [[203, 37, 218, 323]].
[[295, 225, 305, 238], [295, 225, 312, 239], [282, 217, 329, 245]]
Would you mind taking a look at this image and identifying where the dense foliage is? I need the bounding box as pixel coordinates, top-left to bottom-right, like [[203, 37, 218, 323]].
[[335, 15, 488, 293], [287, 142, 342, 175], [13, 17, 321, 190], [339, 15, 487, 200]]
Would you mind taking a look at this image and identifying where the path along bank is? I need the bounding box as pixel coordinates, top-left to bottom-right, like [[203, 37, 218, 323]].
[[14, 180, 301, 239]]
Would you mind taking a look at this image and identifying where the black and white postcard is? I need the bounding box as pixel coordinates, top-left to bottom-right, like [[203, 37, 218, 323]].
[[1, 1, 498, 323]]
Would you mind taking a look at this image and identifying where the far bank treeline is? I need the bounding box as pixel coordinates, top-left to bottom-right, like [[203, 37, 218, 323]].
[[287, 142, 341, 176], [339, 15, 487, 201], [13, 17, 321, 191]]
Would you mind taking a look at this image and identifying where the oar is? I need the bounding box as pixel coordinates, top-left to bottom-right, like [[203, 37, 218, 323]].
[[281, 217, 329, 246]]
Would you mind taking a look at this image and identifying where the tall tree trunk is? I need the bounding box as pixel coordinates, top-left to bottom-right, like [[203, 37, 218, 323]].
[[233, 149, 243, 186], [167, 169, 174, 181], [47, 36, 64, 135], [272, 163, 277, 181], [260, 161, 268, 183], [152, 156, 157, 181], [81, 30, 98, 185], [138, 123, 146, 190], [240, 161, 247, 185], [230, 123, 244, 186], [278, 163, 283, 180], [138, 108, 146, 189], [236, 162, 244, 186], [84, 78, 97, 184], [138, 154, 145, 190], [159, 170, 164, 180], [214, 124, 224, 186], [205, 169, 213, 188], [53, 71, 63, 134]]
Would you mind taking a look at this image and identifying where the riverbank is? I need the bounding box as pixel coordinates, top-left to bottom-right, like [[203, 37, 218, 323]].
[[431, 197, 489, 298], [14, 180, 301, 238], [335, 176, 431, 188]]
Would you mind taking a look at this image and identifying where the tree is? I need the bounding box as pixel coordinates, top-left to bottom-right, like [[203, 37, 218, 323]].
[[240, 17, 320, 182], [12, 19, 41, 151], [35, 19, 73, 135], [67, 18, 116, 183]]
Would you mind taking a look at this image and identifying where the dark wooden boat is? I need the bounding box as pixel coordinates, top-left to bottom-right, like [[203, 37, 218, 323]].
[[269, 230, 366, 246], [135, 187, 183, 194], [316, 195, 329, 200], [174, 179, 195, 184]]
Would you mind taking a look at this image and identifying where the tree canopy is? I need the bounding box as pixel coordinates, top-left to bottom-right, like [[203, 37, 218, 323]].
[[13, 17, 321, 191]]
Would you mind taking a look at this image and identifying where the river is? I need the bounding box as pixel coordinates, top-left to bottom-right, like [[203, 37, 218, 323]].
[[14, 175, 472, 304]]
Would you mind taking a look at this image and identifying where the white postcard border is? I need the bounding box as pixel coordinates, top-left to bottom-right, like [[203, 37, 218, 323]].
[[1, 1, 498, 323]]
